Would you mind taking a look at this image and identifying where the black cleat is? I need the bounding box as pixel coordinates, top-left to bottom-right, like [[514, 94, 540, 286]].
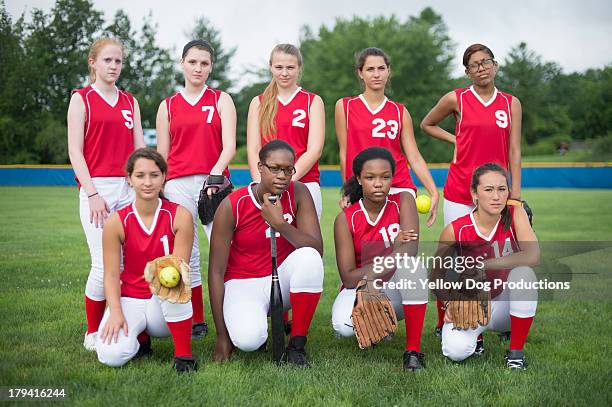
[[474, 338, 485, 355], [134, 337, 153, 359], [174, 356, 198, 374], [434, 326, 442, 338], [191, 322, 208, 340], [403, 350, 425, 371], [505, 349, 526, 370], [284, 336, 310, 368]]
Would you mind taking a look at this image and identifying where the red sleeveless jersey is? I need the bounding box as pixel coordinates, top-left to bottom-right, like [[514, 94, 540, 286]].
[[343, 95, 416, 191], [117, 199, 178, 299], [343, 193, 401, 268], [165, 87, 229, 180], [258, 87, 320, 184], [225, 182, 297, 282], [444, 86, 513, 204], [74, 85, 135, 177], [452, 206, 518, 298]]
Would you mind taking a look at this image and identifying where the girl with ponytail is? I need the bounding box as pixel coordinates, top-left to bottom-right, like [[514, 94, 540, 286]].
[[246, 44, 325, 219]]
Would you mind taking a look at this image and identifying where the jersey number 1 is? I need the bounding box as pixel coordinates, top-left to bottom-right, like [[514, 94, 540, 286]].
[[160, 235, 170, 256]]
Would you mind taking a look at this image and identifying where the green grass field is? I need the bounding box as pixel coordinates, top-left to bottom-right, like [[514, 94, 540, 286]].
[[1, 187, 611, 406]]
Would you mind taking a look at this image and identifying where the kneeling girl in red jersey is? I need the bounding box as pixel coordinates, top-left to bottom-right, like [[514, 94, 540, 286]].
[[332, 147, 428, 371], [209, 140, 324, 367], [97, 148, 197, 373]]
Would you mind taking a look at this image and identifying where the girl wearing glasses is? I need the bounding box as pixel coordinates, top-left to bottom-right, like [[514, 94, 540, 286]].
[[208, 140, 324, 367], [247, 44, 325, 219], [335, 47, 439, 228], [156, 40, 237, 340], [420, 43, 523, 334]]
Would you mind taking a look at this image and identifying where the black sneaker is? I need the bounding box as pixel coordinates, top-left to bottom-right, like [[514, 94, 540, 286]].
[[434, 326, 442, 338], [284, 336, 310, 368], [134, 337, 153, 359], [403, 350, 425, 371], [474, 338, 485, 355], [191, 322, 208, 340], [174, 356, 198, 374], [505, 349, 526, 370]]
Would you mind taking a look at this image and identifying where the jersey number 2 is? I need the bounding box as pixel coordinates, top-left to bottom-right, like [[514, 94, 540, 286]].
[[265, 213, 294, 238], [292, 109, 306, 128]]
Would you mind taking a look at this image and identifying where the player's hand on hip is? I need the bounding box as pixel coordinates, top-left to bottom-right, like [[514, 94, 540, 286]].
[[100, 310, 128, 345], [89, 194, 110, 228], [213, 334, 234, 362], [426, 192, 439, 228], [261, 193, 284, 229]]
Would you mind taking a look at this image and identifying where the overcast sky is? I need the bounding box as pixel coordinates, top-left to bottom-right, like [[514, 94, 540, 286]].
[[8, 0, 612, 89]]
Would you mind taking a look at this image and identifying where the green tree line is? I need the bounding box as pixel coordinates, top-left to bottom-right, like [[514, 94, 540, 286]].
[[1, 0, 610, 164]]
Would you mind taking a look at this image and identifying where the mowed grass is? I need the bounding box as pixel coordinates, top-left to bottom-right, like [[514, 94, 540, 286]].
[[0, 186, 611, 406]]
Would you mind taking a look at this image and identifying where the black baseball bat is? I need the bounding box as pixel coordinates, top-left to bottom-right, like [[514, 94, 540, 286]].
[[268, 195, 285, 364]]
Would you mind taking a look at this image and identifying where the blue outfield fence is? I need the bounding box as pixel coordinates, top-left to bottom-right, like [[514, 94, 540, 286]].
[[1, 163, 611, 188]]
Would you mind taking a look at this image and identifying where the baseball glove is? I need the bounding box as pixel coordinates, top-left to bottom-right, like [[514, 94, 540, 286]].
[[143, 254, 191, 304], [507, 198, 533, 225], [351, 279, 398, 349], [197, 175, 233, 225], [444, 267, 491, 330]]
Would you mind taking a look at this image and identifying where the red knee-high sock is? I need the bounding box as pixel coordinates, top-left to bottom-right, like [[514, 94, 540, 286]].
[[509, 315, 534, 350], [436, 299, 445, 328], [191, 285, 204, 324], [403, 304, 427, 352], [85, 296, 106, 334], [167, 318, 192, 357], [290, 292, 321, 337]]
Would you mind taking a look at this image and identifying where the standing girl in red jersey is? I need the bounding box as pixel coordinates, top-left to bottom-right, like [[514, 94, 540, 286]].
[[332, 147, 428, 371], [156, 40, 237, 340], [433, 163, 538, 369], [421, 43, 523, 333], [97, 148, 197, 373], [335, 47, 439, 227], [67, 38, 145, 351], [209, 140, 324, 367], [246, 44, 325, 219]]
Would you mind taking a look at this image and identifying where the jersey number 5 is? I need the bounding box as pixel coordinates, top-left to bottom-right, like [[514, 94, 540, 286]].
[[121, 110, 134, 129], [372, 119, 398, 139]]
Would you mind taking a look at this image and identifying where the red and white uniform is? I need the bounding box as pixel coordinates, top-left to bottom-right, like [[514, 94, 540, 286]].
[[259, 87, 319, 184], [225, 182, 297, 282], [343, 193, 401, 268], [452, 206, 518, 298], [332, 193, 428, 338], [165, 87, 228, 181], [74, 84, 136, 177], [97, 198, 193, 367], [444, 86, 513, 205], [117, 198, 178, 299], [442, 206, 538, 362], [343, 95, 416, 191]]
